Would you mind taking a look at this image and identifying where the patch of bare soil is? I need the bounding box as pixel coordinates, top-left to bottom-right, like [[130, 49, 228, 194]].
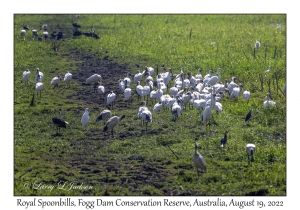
[[66, 50, 129, 106]]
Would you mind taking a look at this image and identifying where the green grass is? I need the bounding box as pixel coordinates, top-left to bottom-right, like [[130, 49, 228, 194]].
[[14, 14, 286, 196]]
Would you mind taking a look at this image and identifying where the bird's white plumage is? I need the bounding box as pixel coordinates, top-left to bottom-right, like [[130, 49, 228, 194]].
[[64, 71, 72, 82], [263, 93, 276, 108], [22, 69, 31, 82], [107, 91, 116, 105], [255, 40, 260, 49], [81, 108, 89, 128], [153, 102, 163, 112], [124, 87, 132, 101], [86, 74, 101, 83], [35, 82, 44, 92], [35, 68, 44, 82], [193, 142, 206, 175], [50, 75, 61, 86], [243, 90, 250, 101]]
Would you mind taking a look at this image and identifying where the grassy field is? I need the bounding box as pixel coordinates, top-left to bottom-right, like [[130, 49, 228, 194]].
[[14, 14, 286, 196]]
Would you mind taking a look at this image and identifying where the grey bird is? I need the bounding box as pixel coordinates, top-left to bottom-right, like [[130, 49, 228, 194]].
[[103, 115, 125, 138], [193, 142, 207, 178]]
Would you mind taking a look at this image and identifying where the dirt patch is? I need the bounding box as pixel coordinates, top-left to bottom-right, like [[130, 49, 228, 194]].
[[67, 50, 129, 105]]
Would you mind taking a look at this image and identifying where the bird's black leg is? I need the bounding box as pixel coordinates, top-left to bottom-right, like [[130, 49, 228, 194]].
[[111, 129, 114, 138]]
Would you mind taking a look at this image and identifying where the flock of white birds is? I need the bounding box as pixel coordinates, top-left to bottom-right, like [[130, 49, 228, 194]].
[[21, 40, 285, 177]]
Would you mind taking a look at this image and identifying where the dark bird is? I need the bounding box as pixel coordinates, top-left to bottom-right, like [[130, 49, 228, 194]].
[[220, 130, 228, 147], [43, 30, 49, 39], [73, 27, 82, 36], [72, 21, 81, 28], [245, 108, 252, 122], [82, 28, 100, 39], [52, 109, 68, 134], [23, 25, 30, 30], [103, 115, 125, 138], [50, 31, 64, 40]]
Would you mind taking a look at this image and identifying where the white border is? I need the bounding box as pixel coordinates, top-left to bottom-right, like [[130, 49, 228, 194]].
[[3, 0, 297, 209]]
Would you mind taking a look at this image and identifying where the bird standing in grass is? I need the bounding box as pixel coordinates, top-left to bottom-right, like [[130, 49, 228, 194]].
[[107, 91, 117, 109], [50, 75, 61, 88], [64, 71, 72, 87], [246, 144, 256, 164], [245, 108, 252, 122], [243, 89, 250, 101], [22, 69, 31, 85], [103, 115, 125, 138], [81, 108, 89, 128], [263, 93, 276, 108], [255, 40, 260, 49], [52, 109, 69, 134], [96, 110, 112, 125], [35, 68, 44, 82], [193, 142, 206, 178], [138, 101, 152, 131], [220, 130, 228, 147], [35, 82, 44, 98]]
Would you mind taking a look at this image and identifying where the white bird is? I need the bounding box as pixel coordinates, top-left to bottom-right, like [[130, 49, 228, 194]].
[[138, 101, 152, 131], [161, 68, 173, 87], [32, 28, 38, 39], [107, 91, 117, 109], [43, 30, 49, 39], [124, 86, 132, 102], [165, 95, 176, 110], [136, 81, 143, 99], [153, 101, 163, 112], [195, 68, 203, 80], [230, 84, 243, 100], [188, 72, 197, 87], [255, 40, 260, 49], [134, 70, 143, 84], [145, 66, 155, 76], [96, 110, 112, 125], [227, 77, 237, 96], [81, 108, 89, 128], [193, 98, 206, 111], [22, 69, 30, 85], [86, 74, 101, 83], [265, 66, 271, 73], [103, 115, 125, 138], [118, 79, 126, 92], [50, 75, 61, 88], [202, 93, 216, 126], [35, 68, 44, 82], [150, 83, 163, 103], [183, 74, 191, 89], [263, 93, 276, 108], [207, 68, 221, 86], [193, 142, 206, 178], [97, 80, 105, 102], [169, 83, 179, 97], [243, 89, 250, 101], [171, 97, 183, 120], [124, 72, 131, 87], [35, 82, 44, 98], [64, 71, 72, 86], [246, 143, 256, 164], [20, 29, 26, 40]]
